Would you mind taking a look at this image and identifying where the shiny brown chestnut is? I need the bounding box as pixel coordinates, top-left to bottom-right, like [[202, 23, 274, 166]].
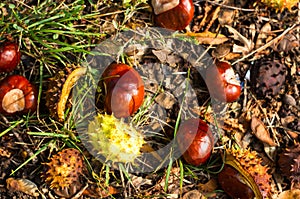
[[205, 61, 241, 102], [176, 118, 214, 166], [0, 75, 37, 115], [101, 63, 145, 118], [0, 42, 21, 73], [218, 165, 255, 199], [152, 0, 194, 31]]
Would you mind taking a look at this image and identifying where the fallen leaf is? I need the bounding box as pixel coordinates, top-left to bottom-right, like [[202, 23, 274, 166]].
[[130, 174, 152, 190], [256, 23, 272, 48], [225, 25, 254, 54], [6, 177, 39, 197], [250, 117, 277, 146], [198, 179, 218, 193], [183, 32, 228, 45]]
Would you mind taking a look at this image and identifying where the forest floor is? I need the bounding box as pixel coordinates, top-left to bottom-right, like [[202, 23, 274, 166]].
[[0, 0, 299, 198]]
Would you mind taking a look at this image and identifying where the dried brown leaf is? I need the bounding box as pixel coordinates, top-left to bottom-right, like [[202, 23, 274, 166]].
[[250, 117, 277, 146], [256, 23, 272, 48], [185, 32, 228, 45], [225, 25, 254, 54], [198, 179, 218, 193], [6, 178, 39, 197]]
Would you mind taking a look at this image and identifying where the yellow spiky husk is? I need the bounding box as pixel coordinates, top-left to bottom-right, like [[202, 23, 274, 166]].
[[44, 148, 84, 189], [259, 0, 298, 11], [87, 114, 145, 164], [226, 148, 272, 198]]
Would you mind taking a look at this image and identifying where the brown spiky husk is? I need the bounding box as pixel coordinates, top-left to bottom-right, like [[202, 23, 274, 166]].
[[44, 148, 84, 189], [45, 65, 75, 119], [227, 148, 272, 198], [278, 144, 300, 189]]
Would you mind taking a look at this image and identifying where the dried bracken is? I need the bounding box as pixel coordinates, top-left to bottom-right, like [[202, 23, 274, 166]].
[[250, 58, 287, 98], [87, 114, 145, 164], [44, 148, 84, 189], [278, 144, 300, 189], [222, 148, 272, 198]]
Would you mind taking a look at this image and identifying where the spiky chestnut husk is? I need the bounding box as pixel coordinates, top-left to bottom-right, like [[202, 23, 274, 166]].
[[259, 0, 298, 11], [87, 114, 145, 164], [45, 65, 86, 121], [224, 148, 272, 198], [45, 65, 75, 119], [278, 144, 300, 189], [44, 148, 84, 189]]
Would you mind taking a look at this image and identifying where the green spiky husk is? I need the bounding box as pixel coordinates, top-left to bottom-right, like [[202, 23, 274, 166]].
[[87, 114, 145, 163]]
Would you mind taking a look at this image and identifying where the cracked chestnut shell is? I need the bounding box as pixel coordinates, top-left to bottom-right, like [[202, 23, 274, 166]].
[[205, 61, 241, 102], [101, 63, 144, 118], [0, 42, 21, 73], [0, 75, 37, 114], [152, 0, 194, 30], [176, 118, 214, 166]]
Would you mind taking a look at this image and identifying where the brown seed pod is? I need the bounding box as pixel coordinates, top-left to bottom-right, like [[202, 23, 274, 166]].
[[218, 148, 272, 199], [44, 148, 84, 189], [250, 58, 287, 98], [45, 65, 86, 121], [278, 144, 300, 189]]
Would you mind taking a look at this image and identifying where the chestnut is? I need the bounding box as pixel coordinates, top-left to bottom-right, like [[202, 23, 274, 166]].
[[0, 75, 37, 115], [101, 63, 145, 118], [152, 0, 194, 31], [205, 61, 241, 102], [176, 118, 214, 166], [0, 42, 21, 73], [218, 165, 255, 199]]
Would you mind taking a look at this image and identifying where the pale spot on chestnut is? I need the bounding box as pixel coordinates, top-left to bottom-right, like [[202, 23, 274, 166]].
[[223, 68, 240, 86], [2, 88, 25, 113], [151, 0, 180, 15]]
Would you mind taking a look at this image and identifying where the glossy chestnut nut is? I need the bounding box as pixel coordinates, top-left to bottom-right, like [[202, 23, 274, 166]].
[[205, 61, 241, 102], [102, 63, 144, 118], [0, 42, 21, 73], [218, 165, 255, 199], [152, 0, 194, 31], [176, 118, 214, 166], [0, 75, 37, 115]]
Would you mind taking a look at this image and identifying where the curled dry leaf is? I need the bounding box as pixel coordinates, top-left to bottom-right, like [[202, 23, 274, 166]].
[[225, 25, 254, 54], [250, 117, 277, 146], [6, 177, 39, 197]]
